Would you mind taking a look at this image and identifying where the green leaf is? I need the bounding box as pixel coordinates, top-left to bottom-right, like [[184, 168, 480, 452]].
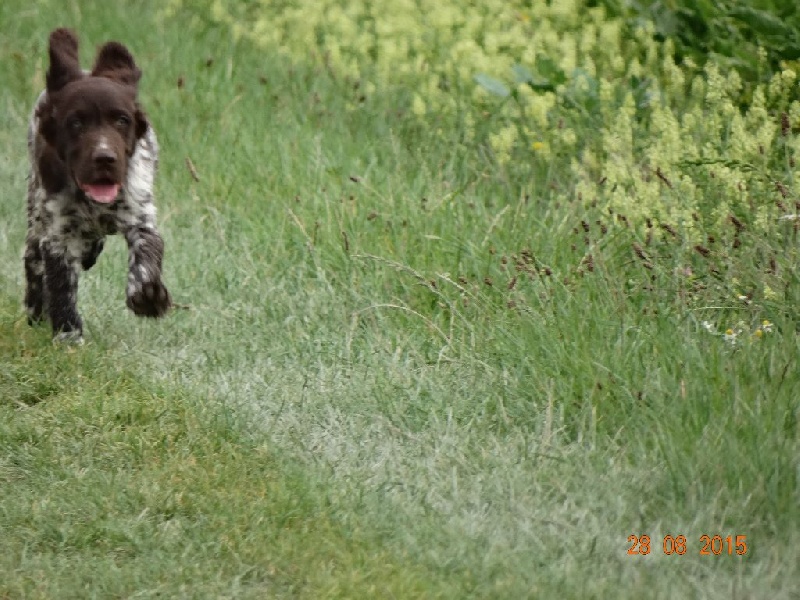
[[511, 64, 534, 84], [474, 73, 510, 97], [535, 56, 567, 86], [728, 7, 794, 38]]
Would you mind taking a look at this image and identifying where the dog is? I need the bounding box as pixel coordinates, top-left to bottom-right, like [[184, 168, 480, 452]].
[[25, 28, 171, 342]]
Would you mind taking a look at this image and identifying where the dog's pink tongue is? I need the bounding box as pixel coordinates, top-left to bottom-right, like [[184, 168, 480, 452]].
[[82, 184, 120, 203]]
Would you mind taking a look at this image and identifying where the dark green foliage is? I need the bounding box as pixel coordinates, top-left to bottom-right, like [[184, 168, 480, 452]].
[[592, 0, 800, 101]]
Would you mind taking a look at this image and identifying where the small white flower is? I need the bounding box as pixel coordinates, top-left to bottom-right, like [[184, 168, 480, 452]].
[[723, 328, 738, 345], [701, 320, 715, 332]]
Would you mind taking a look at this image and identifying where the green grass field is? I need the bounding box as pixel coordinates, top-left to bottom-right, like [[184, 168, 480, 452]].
[[1, 0, 798, 597]]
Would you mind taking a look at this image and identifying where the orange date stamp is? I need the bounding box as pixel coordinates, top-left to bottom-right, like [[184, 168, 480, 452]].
[[627, 534, 748, 556]]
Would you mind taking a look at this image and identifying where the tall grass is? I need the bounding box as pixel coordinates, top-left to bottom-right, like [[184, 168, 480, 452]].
[[1, 0, 798, 597]]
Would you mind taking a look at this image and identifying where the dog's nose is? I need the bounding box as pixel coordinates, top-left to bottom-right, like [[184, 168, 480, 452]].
[[92, 146, 117, 167]]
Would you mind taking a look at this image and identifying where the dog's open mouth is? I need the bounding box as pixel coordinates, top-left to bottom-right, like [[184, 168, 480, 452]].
[[80, 181, 121, 204]]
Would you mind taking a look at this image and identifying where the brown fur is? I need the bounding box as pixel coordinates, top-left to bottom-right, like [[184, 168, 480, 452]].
[[37, 28, 148, 198], [25, 28, 170, 341]]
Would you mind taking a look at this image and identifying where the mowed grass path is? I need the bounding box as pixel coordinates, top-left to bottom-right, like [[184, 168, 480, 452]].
[[1, 1, 798, 598]]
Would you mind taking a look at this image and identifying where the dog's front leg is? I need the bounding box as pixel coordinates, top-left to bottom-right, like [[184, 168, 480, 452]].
[[124, 225, 171, 318], [24, 232, 46, 325], [41, 239, 83, 341]]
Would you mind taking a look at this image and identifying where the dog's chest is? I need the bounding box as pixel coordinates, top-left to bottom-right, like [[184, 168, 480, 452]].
[[44, 190, 126, 238]]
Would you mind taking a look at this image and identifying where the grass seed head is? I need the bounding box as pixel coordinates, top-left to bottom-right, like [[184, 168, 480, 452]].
[[660, 222, 678, 238]]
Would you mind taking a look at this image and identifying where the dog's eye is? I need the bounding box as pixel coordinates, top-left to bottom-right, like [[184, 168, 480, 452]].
[[68, 118, 83, 133], [115, 115, 131, 127]]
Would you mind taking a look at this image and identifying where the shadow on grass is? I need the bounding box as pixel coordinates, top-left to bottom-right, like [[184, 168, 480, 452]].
[[0, 291, 467, 598]]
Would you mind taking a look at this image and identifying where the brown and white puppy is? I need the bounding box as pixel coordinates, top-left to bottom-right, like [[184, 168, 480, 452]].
[[25, 28, 171, 342]]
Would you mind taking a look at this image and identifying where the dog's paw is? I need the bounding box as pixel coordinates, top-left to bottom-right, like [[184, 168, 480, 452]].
[[26, 309, 45, 327], [127, 279, 172, 318], [53, 330, 84, 345]]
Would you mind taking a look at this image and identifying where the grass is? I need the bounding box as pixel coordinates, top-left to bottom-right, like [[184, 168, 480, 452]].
[[0, 296, 461, 598], [1, 0, 799, 597]]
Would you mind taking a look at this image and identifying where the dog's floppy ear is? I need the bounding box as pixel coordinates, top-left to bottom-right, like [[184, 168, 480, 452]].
[[35, 103, 68, 192], [123, 106, 149, 155], [46, 28, 83, 93], [134, 106, 149, 139], [36, 102, 57, 146], [91, 41, 142, 87], [37, 143, 69, 193]]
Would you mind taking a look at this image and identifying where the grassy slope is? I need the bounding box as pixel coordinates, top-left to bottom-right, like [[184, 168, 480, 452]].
[[1, 0, 798, 598], [0, 3, 463, 598], [0, 301, 460, 599]]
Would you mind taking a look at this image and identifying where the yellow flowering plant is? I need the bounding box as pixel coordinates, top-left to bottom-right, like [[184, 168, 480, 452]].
[[162, 0, 799, 324], [163, 0, 798, 242]]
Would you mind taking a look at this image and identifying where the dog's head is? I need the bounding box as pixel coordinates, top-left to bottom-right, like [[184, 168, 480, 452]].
[[37, 28, 148, 203]]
